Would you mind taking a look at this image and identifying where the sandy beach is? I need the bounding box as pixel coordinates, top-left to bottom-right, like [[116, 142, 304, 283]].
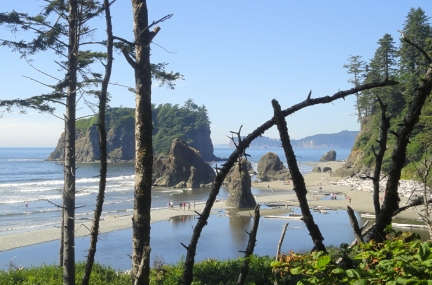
[[0, 161, 422, 252]]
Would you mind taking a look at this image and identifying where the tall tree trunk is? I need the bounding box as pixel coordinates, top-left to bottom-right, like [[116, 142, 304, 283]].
[[131, 1, 153, 284], [272, 99, 326, 252], [372, 97, 390, 219], [63, 1, 78, 284], [81, 1, 113, 284]]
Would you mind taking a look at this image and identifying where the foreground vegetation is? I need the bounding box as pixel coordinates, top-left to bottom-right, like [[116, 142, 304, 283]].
[[2, 230, 431, 285]]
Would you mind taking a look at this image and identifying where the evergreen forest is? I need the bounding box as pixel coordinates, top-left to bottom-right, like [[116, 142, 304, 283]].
[[75, 99, 211, 155], [344, 7, 432, 178]]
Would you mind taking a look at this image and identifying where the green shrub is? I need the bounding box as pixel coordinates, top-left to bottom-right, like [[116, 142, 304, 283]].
[[0, 262, 130, 285]]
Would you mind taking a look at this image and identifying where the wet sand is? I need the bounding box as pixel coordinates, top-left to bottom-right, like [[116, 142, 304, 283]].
[[0, 161, 420, 252]]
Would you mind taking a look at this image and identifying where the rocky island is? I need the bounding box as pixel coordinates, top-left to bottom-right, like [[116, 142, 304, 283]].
[[47, 102, 219, 163]]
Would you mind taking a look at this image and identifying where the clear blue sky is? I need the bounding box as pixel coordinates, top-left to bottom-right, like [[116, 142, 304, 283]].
[[0, 1, 430, 147]]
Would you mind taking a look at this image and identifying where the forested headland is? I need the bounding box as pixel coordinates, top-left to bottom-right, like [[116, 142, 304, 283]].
[[338, 7, 432, 179], [228, 130, 359, 149], [47, 99, 217, 162]]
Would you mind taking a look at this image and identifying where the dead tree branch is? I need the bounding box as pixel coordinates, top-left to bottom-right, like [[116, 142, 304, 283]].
[[371, 96, 390, 219], [236, 205, 260, 285], [347, 206, 364, 244], [276, 223, 289, 260], [181, 79, 398, 285], [272, 98, 326, 252]]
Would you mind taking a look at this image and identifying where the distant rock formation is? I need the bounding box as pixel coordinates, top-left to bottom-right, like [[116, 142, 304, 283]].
[[228, 130, 359, 149], [320, 150, 336, 162], [322, 167, 332, 173], [257, 152, 291, 181], [312, 166, 322, 173], [152, 138, 215, 187], [225, 159, 257, 208]]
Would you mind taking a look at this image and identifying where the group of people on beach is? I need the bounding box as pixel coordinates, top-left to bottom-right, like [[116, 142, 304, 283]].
[[167, 200, 195, 211]]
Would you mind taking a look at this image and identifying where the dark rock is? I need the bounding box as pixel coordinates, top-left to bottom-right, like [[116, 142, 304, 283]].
[[152, 139, 215, 187], [320, 150, 336, 162], [312, 166, 322, 173], [257, 152, 291, 181], [322, 167, 332, 173], [224, 160, 255, 185], [225, 159, 257, 208]]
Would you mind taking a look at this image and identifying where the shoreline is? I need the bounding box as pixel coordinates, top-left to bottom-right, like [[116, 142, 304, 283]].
[[0, 161, 422, 252]]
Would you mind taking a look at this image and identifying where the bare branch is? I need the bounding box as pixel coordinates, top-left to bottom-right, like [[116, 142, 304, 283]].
[[152, 41, 178, 54]]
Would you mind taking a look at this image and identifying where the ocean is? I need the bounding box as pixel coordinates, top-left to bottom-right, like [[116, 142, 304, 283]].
[[0, 147, 352, 236], [2, 146, 395, 270]]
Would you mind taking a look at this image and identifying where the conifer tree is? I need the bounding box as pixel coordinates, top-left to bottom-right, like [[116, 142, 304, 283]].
[[0, 2, 109, 284], [364, 34, 402, 116], [343, 55, 366, 125], [398, 7, 432, 103]]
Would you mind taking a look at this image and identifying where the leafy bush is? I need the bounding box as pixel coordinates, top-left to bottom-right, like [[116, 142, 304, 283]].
[[271, 231, 432, 285], [0, 262, 130, 285]]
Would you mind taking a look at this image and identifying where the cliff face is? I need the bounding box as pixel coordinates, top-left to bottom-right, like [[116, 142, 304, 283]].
[[47, 126, 135, 162], [184, 127, 215, 162], [47, 125, 215, 162], [335, 131, 373, 177], [47, 126, 100, 162]]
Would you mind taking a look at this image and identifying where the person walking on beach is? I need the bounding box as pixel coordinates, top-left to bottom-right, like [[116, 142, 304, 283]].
[[188, 203, 191, 211], [193, 200, 195, 210]]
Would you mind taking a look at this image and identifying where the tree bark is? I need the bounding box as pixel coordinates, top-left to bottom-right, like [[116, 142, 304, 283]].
[[81, 1, 113, 284], [130, 1, 153, 284], [63, 1, 78, 284], [372, 96, 390, 219], [272, 99, 326, 252]]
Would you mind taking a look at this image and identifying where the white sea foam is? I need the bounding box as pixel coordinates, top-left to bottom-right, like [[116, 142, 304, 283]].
[[7, 159, 44, 162]]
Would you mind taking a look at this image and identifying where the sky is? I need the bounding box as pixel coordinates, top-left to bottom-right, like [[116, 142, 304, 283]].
[[0, 1, 431, 147]]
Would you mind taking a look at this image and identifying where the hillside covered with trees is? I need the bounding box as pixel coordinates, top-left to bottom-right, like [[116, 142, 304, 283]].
[[228, 131, 359, 149], [48, 99, 217, 162], [339, 7, 432, 179]]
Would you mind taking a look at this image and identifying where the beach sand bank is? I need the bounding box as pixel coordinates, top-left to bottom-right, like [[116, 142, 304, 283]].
[[0, 161, 421, 252]]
